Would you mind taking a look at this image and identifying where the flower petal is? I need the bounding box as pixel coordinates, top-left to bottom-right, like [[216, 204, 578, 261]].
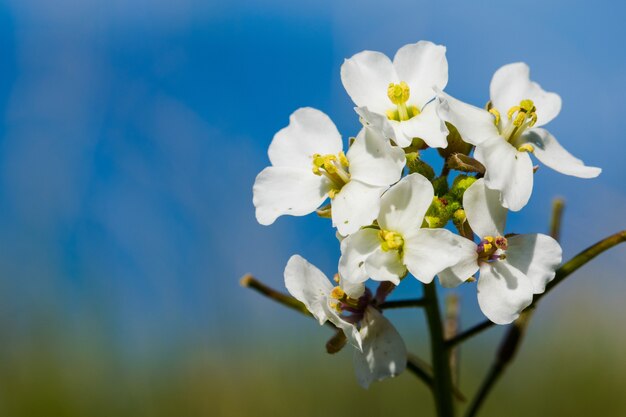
[[477, 261, 534, 325], [253, 166, 330, 225], [521, 128, 602, 178], [474, 137, 534, 211], [353, 307, 407, 388], [355, 106, 396, 141], [341, 50, 397, 114], [393, 40, 448, 107], [332, 180, 385, 236], [398, 102, 449, 148], [347, 126, 406, 187], [339, 228, 381, 284], [403, 229, 478, 284], [436, 90, 500, 146], [505, 234, 562, 294], [268, 107, 343, 168], [284, 255, 334, 325], [378, 173, 434, 235], [364, 247, 406, 285], [438, 249, 479, 288], [323, 301, 363, 351], [490, 63, 561, 127], [462, 178, 507, 238]]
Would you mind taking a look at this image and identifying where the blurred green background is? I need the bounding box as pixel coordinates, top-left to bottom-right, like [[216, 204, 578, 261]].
[[0, 0, 624, 416]]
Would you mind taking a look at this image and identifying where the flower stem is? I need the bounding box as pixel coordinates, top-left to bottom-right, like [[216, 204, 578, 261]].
[[423, 282, 456, 417], [445, 319, 493, 349], [240, 274, 311, 317], [463, 310, 533, 417], [378, 298, 427, 309], [550, 197, 565, 240]]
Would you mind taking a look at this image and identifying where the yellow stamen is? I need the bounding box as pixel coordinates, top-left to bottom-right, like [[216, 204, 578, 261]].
[[489, 108, 501, 126], [387, 82, 410, 105], [379, 229, 404, 252], [517, 143, 535, 153], [330, 286, 345, 300]]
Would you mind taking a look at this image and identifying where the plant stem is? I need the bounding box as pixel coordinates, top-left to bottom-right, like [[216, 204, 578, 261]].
[[463, 311, 532, 417], [445, 320, 493, 349], [379, 298, 427, 309], [240, 274, 311, 317], [550, 197, 565, 240], [423, 282, 456, 417]]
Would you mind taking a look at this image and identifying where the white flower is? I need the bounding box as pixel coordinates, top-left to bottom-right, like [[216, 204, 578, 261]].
[[284, 255, 407, 388], [341, 41, 449, 148], [438, 179, 563, 324], [339, 173, 479, 286], [253, 107, 405, 236], [437, 62, 601, 211]]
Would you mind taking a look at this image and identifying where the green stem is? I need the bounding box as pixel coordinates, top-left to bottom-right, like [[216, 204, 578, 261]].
[[464, 311, 532, 417], [240, 274, 311, 317], [423, 282, 455, 417], [379, 298, 427, 309], [550, 197, 565, 240], [445, 320, 493, 349]]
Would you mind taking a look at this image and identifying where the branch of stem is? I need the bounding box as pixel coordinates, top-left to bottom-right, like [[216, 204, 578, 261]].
[[379, 298, 427, 309]]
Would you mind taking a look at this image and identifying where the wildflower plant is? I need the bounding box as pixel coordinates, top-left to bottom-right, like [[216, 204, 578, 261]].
[[242, 40, 625, 417]]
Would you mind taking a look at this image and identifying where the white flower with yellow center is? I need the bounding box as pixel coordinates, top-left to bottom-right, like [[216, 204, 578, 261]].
[[284, 255, 407, 388], [338, 173, 479, 286], [253, 107, 405, 236], [437, 63, 601, 211], [341, 41, 450, 148], [437, 179, 563, 324]]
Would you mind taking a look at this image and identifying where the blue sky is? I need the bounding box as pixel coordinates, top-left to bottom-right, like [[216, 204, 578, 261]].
[[0, 0, 624, 353]]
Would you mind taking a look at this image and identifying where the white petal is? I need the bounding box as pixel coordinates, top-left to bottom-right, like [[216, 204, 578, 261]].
[[438, 248, 480, 288], [341, 51, 397, 114], [347, 126, 406, 187], [474, 137, 534, 211], [353, 307, 407, 388], [283, 255, 334, 325], [506, 234, 563, 294], [332, 180, 385, 236], [355, 106, 396, 141], [364, 247, 406, 285], [462, 178, 507, 238], [490, 63, 561, 127], [521, 128, 601, 178], [403, 229, 478, 284], [268, 107, 343, 168], [339, 278, 367, 300], [339, 228, 381, 284], [393, 41, 448, 107], [253, 167, 330, 225], [398, 102, 449, 148], [323, 301, 363, 351], [378, 173, 434, 235], [436, 90, 500, 146], [477, 261, 534, 325], [388, 119, 413, 148]]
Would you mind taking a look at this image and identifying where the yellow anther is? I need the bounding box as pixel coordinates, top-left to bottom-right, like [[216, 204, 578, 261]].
[[519, 99, 535, 113], [517, 143, 535, 153], [329, 301, 342, 313], [338, 151, 348, 167], [529, 112, 538, 127], [507, 106, 520, 120], [484, 236, 494, 243], [482, 243, 493, 252], [379, 229, 404, 252], [330, 286, 346, 300], [489, 108, 501, 126], [328, 188, 339, 199], [387, 82, 410, 105], [333, 273, 340, 283]]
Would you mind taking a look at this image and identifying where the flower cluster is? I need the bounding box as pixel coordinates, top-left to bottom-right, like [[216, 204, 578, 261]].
[[252, 41, 600, 387]]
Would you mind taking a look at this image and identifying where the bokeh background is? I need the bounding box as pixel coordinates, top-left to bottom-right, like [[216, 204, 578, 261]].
[[0, 0, 624, 416]]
